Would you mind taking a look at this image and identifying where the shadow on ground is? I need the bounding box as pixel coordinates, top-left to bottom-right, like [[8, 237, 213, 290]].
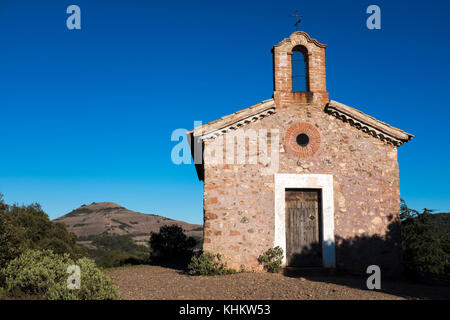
[[282, 270, 450, 300], [148, 255, 192, 273], [282, 219, 450, 300]]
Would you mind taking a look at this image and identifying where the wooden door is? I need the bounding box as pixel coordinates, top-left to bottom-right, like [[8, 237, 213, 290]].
[[285, 189, 322, 267]]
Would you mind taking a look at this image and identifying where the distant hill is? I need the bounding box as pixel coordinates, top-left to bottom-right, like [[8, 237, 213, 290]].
[[54, 202, 203, 247]]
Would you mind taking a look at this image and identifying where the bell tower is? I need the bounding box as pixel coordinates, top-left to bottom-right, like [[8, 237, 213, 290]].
[[272, 31, 329, 107]]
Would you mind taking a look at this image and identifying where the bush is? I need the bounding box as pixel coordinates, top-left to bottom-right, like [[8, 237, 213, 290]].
[[46, 257, 120, 300], [257, 246, 283, 273], [88, 233, 149, 268], [0, 249, 119, 300], [90, 249, 149, 269], [149, 225, 196, 260], [187, 252, 236, 276]]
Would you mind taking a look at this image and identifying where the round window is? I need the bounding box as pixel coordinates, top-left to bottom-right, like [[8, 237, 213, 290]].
[[296, 133, 310, 147], [285, 122, 321, 158]]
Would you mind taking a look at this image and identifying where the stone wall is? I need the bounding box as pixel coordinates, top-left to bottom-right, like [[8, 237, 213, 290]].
[[202, 101, 402, 275]]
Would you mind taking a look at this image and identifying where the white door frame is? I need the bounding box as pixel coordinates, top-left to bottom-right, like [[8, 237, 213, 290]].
[[274, 173, 336, 268]]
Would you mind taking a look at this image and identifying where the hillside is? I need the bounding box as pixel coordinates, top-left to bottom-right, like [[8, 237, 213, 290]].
[[55, 202, 203, 247]]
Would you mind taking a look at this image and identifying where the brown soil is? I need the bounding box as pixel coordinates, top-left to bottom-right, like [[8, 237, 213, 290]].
[[105, 265, 450, 300]]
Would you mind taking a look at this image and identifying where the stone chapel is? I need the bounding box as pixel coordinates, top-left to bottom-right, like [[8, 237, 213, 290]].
[[187, 31, 413, 275]]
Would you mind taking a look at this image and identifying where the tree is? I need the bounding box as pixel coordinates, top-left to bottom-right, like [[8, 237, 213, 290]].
[[400, 199, 450, 281], [0, 193, 86, 269], [0, 207, 24, 267], [149, 225, 197, 259]]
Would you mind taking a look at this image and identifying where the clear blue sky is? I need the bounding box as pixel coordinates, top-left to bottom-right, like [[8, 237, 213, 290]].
[[1, 0, 449, 224]]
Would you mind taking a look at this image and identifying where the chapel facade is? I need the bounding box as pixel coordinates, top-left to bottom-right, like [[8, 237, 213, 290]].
[[187, 31, 413, 275]]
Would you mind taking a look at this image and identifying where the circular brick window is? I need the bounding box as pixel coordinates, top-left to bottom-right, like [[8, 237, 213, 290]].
[[285, 122, 321, 157]]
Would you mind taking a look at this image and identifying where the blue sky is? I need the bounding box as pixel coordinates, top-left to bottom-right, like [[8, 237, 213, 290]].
[[0, 0, 449, 224]]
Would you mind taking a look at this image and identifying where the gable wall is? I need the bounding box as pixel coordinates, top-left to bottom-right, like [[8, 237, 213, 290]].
[[202, 102, 402, 275]]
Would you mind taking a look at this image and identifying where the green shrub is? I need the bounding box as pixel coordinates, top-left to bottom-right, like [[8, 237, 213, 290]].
[[0, 249, 119, 300], [1, 249, 71, 297], [46, 257, 120, 300], [89, 233, 149, 268], [90, 249, 149, 269], [257, 246, 283, 273], [73, 224, 86, 228], [187, 252, 236, 276]]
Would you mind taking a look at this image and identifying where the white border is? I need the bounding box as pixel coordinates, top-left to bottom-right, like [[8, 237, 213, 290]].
[[274, 173, 335, 268]]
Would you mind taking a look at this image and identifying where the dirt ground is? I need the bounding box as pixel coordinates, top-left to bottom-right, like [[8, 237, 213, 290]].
[[105, 265, 450, 300]]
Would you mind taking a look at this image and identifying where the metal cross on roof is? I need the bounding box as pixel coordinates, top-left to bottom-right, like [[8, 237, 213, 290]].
[[290, 10, 304, 31]]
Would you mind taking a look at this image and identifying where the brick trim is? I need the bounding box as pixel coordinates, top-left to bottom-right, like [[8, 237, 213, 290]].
[[284, 122, 321, 157]]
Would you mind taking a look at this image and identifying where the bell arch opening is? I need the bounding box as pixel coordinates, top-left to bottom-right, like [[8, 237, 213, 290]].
[[291, 45, 310, 92]]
